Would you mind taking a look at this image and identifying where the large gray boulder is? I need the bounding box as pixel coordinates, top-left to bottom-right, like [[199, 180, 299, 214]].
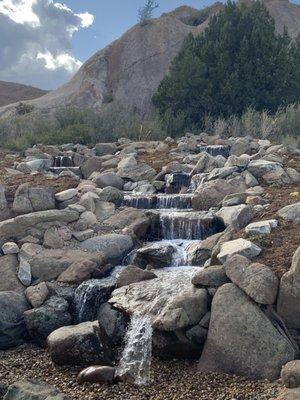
[[247, 159, 283, 179], [81, 156, 102, 179], [98, 302, 127, 346], [217, 238, 261, 264], [24, 296, 72, 346], [94, 143, 117, 156], [186, 233, 223, 267], [278, 202, 300, 222], [131, 242, 177, 268], [216, 204, 256, 229], [80, 234, 133, 262], [0, 209, 79, 240], [104, 207, 150, 239], [198, 283, 296, 380], [30, 249, 106, 281], [192, 177, 246, 210], [225, 255, 279, 304], [0, 254, 25, 294], [92, 172, 124, 190], [192, 265, 229, 288], [0, 291, 30, 350], [13, 184, 55, 215], [47, 321, 112, 366], [3, 380, 68, 400], [118, 160, 156, 182], [277, 247, 300, 329]]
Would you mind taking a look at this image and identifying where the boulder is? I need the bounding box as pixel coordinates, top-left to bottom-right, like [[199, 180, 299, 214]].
[[186, 233, 223, 266], [216, 204, 256, 229], [152, 287, 208, 331], [2, 242, 19, 254], [92, 172, 124, 190], [186, 324, 208, 346], [47, 321, 112, 366], [77, 366, 116, 385], [192, 266, 229, 288], [281, 360, 300, 389], [93, 200, 115, 221], [98, 303, 127, 346], [0, 254, 24, 294], [0, 291, 30, 350], [277, 247, 300, 329], [43, 227, 65, 249], [192, 178, 246, 210], [24, 296, 72, 345], [94, 143, 117, 156], [222, 192, 247, 207], [30, 249, 106, 281], [25, 282, 49, 308], [57, 260, 97, 284], [131, 242, 177, 268], [278, 202, 300, 222], [217, 238, 261, 264], [245, 219, 278, 235], [115, 266, 157, 288], [105, 207, 151, 238], [198, 283, 296, 380], [80, 234, 133, 262], [13, 184, 55, 215], [225, 255, 279, 304], [0, 209, 79, 240], [247, 160, 283, 180], [152, 330, 201, 360], [81, 156, 102, 179], [230, 138, 251, 156], [97, 187, 124, 204], [3, 381, 68, 400], [0, 186, 11, 221], [74, 210, 97, 230], [118, 162, 156, 182], [190, 152, 219, 175], [55, 189, 78, 202]]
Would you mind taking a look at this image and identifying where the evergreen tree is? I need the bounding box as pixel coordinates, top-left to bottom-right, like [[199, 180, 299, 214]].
[[152, 1, 299, 133]]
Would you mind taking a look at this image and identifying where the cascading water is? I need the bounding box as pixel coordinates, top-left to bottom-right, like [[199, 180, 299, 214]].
[[53, 155, 73, 167], [189, 173, 208, 192], [116, 314, 153, 386], [122, 194, 193, 210]]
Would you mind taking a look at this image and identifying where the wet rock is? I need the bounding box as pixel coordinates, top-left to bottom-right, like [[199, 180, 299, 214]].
[[98, 303, 127, 346], [13, 184, 55, 215], [281, 360, 300, 389], [47, 321, 113, 366], [24, 296, 72, 346], [278, 202, 300, 222], [199, 283, 296, 380], [115, 266, 157, 288], [186, 233, 223, 267], [0, 291, 30, 350], [77, 366, 116, 385], [132, 242, 176, 268], [217, 238, 261, 264], [192, 266, 229, 288], [225, 255, 279, 304], [216, 204, 255, 229], [80, 234, 133, 262], [3, 380, 68, 400], [277, 246, 300, 329]]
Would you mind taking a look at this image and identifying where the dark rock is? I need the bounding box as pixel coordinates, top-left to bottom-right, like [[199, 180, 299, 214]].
[[115, 266, 157, 288], [97, 303, 127, 346]]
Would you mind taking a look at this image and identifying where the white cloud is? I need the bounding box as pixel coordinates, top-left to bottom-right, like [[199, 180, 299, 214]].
[[0, 0, 40, 26], [0, 0, 94, 89], [37, 51, 82, 72]]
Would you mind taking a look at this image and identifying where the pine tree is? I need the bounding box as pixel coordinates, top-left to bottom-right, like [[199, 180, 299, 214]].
[[152, 0, 299, 132]]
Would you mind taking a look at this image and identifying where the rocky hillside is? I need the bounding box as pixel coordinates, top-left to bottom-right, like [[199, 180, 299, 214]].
[[0, 0, 299, 119], [0, 81, 48, 108], [0, 133, 299, 399]]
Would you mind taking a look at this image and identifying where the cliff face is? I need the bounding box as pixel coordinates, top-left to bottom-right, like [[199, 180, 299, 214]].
[[0, 81, 48, 108], [0, 0, 299, 118]]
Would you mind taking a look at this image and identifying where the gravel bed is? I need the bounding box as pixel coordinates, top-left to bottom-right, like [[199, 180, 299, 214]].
[[0, 345, 280, 400]]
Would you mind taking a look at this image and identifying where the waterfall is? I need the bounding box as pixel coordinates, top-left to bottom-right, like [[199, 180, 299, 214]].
[[116, 314, 153, 386], [122, 194, 156, 209], [156, 194, 192, 209], [53, 155, 73, 167], [189, 173, 208, 192], [158, 211, 224, 240], [197, 145, 230, 158]]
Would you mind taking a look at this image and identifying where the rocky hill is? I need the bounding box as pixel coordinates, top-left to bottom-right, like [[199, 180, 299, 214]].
[[0, 0, 299, 119], [0, 133, 299, 399], [0, 81, 48, 108]]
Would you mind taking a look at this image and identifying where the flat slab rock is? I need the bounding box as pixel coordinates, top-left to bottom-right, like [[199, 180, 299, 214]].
[[217, 238, 261, 264], [245, 219, 278, 235]]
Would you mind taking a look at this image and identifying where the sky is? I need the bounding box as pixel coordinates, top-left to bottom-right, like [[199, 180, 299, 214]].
[[0, 0, 299, 90]]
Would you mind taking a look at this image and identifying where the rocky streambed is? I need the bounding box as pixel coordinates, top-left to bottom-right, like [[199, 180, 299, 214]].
[[0, 134, 299, 400]]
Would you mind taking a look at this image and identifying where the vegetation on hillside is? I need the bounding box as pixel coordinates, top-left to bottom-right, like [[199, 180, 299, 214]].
[[153, 1, 300, 134]]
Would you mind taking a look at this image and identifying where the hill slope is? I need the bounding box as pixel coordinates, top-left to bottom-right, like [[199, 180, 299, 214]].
[[0, 81, 48, 108], [0, 0, 299, 119]]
